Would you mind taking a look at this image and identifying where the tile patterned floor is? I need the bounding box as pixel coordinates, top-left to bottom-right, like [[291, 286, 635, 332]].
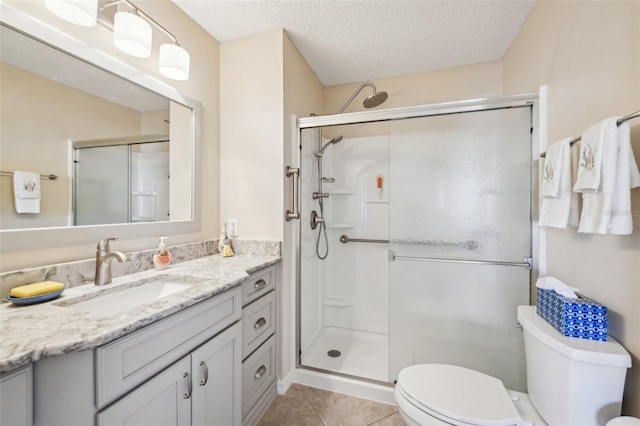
[[258, 384, 406, 426]]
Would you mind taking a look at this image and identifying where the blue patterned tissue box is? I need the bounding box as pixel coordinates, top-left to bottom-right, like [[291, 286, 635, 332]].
[[536, 288, 608, 341]]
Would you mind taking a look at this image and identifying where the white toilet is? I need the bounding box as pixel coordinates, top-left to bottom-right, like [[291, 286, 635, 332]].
[[394, 305, 632, 426]]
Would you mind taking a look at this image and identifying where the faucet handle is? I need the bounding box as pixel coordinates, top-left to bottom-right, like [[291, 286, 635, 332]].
[[97, 236, 118, 253]]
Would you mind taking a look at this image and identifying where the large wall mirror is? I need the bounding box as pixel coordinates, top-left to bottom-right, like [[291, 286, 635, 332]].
[[0, 4, 201, 252]]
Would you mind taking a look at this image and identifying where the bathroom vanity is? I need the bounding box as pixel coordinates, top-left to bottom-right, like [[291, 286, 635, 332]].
[[0, 255, 280, 426]]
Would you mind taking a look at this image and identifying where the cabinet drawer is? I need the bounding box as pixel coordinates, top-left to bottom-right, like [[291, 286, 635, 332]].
[[242, 334, 276, 420], [96, 287, 241, 408], [242, 266, 276, 307], [242, 291, 276, 359]]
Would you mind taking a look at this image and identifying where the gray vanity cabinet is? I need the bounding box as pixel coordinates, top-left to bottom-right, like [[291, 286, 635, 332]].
[[33, 286, 242, 426], [0, 364, 33, 426], [97, 322, 241, 426], [241, 265, 278, 426]]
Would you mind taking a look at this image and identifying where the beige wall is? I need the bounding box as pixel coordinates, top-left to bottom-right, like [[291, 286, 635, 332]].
[[0, 0, 220, 271], [219, 29, 284, 241], [0, 63, 141, 230], [503, 1, 640, 416], [322, 61, 503, 114]]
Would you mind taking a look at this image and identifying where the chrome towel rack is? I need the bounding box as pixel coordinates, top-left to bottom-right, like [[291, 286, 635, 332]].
[[389, 251, 533, 270], [540, 111, 640, 158], [0, 171, 58, 180]]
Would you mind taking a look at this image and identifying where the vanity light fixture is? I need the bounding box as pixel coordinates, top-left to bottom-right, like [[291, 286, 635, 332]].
[[44, 0, 98, 27], [44, 0, 190, 81]]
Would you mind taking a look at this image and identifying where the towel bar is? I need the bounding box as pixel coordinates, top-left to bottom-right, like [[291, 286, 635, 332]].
[[0, 171, 58, 180], [540, 111, 640, 158]]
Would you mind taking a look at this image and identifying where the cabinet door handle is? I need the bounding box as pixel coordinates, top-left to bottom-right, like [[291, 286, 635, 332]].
[[254, 279, 267, 290], [254, 317, 267, 329], [199, 361, 209, 386], [254, 365, 267, 380], [183, 372, 192, 399]]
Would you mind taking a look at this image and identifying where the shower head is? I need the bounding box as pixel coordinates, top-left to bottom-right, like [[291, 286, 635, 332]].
[[336, 82, 388, 114], [319, 135, 343, 155], [363, 90, 389, 109]]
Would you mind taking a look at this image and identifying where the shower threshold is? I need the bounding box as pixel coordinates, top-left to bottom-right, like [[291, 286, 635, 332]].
[[301, 326, 389, 383]]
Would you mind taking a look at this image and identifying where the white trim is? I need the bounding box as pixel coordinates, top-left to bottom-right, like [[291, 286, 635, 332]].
[[537, 85, 548, 277], [298, 93, 538, 128], [277, 370, 294, 395], [293, 368, 396, 405]]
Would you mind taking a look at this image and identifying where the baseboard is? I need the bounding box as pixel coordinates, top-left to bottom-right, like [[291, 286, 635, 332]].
[[277, 370, 294, 395]]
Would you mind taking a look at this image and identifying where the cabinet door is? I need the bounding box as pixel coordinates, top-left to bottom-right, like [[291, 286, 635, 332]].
[[0, 365, 32, 426], [97, 357, 191, 426], [192, 322, 242, 426]]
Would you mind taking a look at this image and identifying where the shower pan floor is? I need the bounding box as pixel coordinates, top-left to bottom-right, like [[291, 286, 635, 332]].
[[301, 326, 389, 383]]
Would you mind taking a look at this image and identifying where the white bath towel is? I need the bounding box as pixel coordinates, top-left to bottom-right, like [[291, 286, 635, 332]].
[[609, 122, 640, 235], [13, 170, 41, 214], [578, 119, 640, 234], [539, 138, 579, 228], [535, 276, 579, 299], [573, 118, 616, 193]]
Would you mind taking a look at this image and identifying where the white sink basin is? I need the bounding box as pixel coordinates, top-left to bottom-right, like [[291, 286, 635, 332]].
[[61, 279, 192, 316]]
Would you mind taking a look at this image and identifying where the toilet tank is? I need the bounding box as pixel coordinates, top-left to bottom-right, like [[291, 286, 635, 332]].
[[517, 306, 631, 426]]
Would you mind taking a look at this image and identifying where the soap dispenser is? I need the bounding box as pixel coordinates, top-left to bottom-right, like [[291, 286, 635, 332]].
[[153, 237, 171, 270]]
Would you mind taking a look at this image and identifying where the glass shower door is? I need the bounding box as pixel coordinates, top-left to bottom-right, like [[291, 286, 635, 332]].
[[388, 107, 532, 392]]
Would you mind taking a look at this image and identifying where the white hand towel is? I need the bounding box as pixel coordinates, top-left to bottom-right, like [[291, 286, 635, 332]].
[[578, 118, 620, 234], [573, 118, 615, 193], [535, 276, 579, 299], [12, 170, 41, 214], [541, 140, 566, 198], [609, 122, 640, 235], [539, 138, 579, 228]]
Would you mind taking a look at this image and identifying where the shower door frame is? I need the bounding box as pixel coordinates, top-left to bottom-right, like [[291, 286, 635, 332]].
[[293, 92, 543, 385]]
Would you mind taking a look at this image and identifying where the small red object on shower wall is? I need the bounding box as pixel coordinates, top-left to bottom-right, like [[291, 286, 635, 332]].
[[377, 175, 383, 189]]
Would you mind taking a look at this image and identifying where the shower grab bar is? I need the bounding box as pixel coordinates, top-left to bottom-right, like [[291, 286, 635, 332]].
[[340, 235, 388, 244], [285, 166, 300, 221], [340, 235, 478, 250], [389, 250, 532, 270]]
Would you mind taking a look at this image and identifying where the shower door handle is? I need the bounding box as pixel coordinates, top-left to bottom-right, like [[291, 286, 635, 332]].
[[285, 166, 300, 221]]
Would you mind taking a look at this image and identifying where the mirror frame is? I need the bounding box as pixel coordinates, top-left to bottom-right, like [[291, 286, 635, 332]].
[[0, 3, 202, 252]]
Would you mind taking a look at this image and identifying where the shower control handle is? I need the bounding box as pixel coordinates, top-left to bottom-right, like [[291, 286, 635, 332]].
[[310, 210, 324, 230], [285, 166, 300, 221]]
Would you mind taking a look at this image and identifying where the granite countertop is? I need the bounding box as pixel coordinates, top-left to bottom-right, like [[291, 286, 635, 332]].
[[0, 254, 280, 374]]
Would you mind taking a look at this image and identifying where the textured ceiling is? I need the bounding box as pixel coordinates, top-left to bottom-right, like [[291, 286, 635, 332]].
[[173, 0, 535, 86]]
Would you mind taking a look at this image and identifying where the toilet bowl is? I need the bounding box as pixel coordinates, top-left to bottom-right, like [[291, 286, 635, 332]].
[[394, 306, 632, 426]]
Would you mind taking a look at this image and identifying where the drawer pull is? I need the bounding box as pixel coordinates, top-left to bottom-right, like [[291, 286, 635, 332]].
[[183, 372, 192, 399], [199, 361, 209, 386], [254, 365, 267, 379], [254, 317, 267, 329], [254, 279, 267, 290]]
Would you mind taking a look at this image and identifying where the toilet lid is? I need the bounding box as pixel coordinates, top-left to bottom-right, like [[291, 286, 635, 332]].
[[397, 364, 524, 426]]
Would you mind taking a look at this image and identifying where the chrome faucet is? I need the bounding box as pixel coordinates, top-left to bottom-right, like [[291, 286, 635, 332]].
[[95, 237, 128, 286]]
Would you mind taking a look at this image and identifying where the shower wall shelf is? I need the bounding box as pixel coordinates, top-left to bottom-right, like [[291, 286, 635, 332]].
[[327, 190, 355, 195], [326, 223, 355, 229], [365, 199, 389, 204], [323, 297, 355, 307]]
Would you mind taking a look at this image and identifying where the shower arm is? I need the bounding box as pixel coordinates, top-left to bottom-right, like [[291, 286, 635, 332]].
[[336, 83, 377, 114]]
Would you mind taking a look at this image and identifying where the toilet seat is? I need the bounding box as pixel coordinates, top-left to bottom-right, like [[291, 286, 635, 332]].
[[396, 364, 529, 426]]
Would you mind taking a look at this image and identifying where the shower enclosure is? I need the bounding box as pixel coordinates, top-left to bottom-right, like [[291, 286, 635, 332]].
[[293, 95, 537, 393]]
